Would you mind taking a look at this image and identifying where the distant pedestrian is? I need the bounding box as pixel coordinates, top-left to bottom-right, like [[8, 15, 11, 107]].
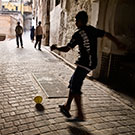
[[30, 26, 35, 42], [34, 21, 43, 51], [15, 22, 23, 48], [51, 11, 126, 122]]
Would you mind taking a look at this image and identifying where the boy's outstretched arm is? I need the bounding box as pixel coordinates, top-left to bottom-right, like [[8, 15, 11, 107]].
[[50, 44, 70, 52], [104, 32, 127, 50]]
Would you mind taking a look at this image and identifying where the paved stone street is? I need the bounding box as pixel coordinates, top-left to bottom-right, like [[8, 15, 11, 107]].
[[0, 32, 135, 135]]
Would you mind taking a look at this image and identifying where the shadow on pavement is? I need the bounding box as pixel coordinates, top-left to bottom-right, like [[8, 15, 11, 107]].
[[35, 103, 45, 112], [68, 125, 92, 135], [97, 77, 135, 99], [107, 80, 135, 98]]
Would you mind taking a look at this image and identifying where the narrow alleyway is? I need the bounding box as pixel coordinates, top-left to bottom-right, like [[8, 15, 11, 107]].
[[0, 32, 135, 135]]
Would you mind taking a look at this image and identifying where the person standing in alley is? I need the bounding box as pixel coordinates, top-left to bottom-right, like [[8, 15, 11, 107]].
[[15, 22, 23, 48], [30, 26, 35, 42], [51, 11, 126, 121], [34, 21, 43, 51]]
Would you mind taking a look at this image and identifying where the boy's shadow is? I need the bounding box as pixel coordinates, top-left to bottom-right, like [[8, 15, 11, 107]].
[[68, 125, 92, 135]]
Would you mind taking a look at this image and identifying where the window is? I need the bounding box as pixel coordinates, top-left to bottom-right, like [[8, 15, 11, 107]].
[[55, 0, 60, 6]]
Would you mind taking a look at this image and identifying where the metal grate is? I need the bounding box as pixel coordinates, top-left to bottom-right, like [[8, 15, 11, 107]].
[[33, 73, 68, 98]]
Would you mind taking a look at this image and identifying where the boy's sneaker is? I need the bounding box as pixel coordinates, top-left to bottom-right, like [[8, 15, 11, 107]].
[[59, 105, 71, 118], [66, 117, 85, 122]]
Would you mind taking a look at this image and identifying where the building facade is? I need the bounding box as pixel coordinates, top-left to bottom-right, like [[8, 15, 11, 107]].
[[32, 0, 135, 90], [2, 0, 32, 15], [1, 0, 32, 32], [2, 1, 24, 14]]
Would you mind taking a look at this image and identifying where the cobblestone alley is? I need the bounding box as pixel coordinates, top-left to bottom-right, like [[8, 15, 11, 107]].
[[0, 33, 135, 135]]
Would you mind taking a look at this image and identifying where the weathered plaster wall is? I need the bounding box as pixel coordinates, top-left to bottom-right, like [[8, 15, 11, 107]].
[[35, 0, 135, 80], [50, 4, 62, 45], [50, 0, 92, 65], [42, 0, 50, 46], [0, 15, 10, 37], [50, 0, 134, 79], [37, 0, 42, 22], [95, 0, 135, 79], [0, 15, 18, 38]]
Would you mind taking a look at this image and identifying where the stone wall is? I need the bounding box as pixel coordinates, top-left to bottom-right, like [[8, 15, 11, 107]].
[[95, 0, 135, 79], [49, 0, 134, 79], [50, 0, 92, 65], [34, 0, 135, 80], [50, 4, 62, 45]]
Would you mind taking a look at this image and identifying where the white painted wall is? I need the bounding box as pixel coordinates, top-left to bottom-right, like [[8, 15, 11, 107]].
[[91, 1, 99, 27], [50, 4, 62, 45]]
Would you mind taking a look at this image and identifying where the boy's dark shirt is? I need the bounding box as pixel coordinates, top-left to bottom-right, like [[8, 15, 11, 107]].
[[67, 25, 105, 70]]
